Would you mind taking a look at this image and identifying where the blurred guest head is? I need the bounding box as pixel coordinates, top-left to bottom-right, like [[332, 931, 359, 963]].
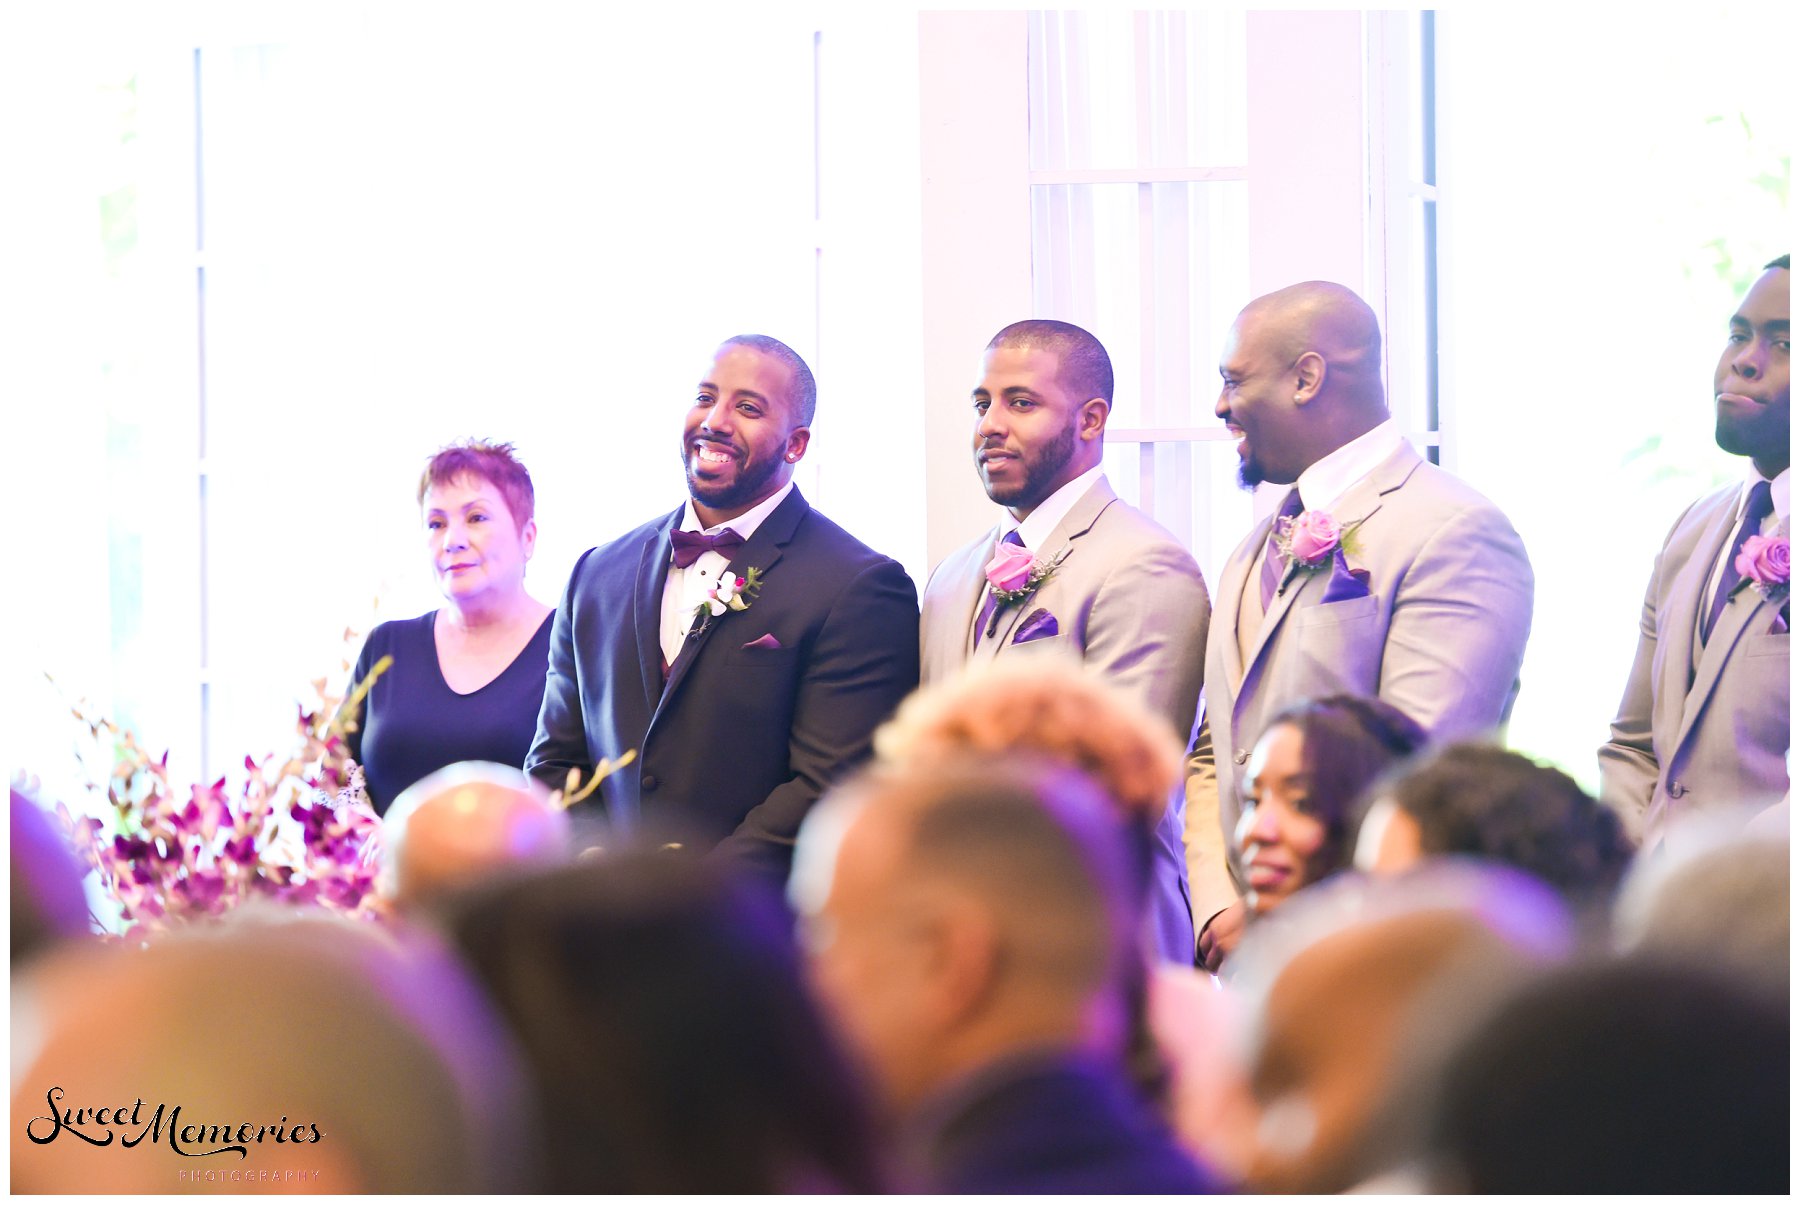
[[380, 761, 569, 910], [1427, 957, 1788, 1194], [1354, 742, 1634, 910], [792, 757, 1138, 1117], [1237, 695, 1426, 915], [417, 439, 540, 612], [1613, 814, 1788, 1000], [11, 910, 536, 1193], [793, 757, 1214, 1193], [11, 786, 91, 965], [876, 667, 1201, 1133], [444, 851, 881, 1193], [1224, 865, 1572, 1192], [876, 661, 1181, 887]]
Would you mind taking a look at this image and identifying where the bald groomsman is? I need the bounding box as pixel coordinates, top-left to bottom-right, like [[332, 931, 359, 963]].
[[1192, 282, 1533, 969], [920, 320, 1212, 964], [1600, 255, 1790, 842]]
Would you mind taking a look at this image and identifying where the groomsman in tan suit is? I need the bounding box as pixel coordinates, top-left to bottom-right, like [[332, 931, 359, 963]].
[[920, 320, 1212, 964], [1600, 255, 1790, 843], [1191, 282, 1533, 968]]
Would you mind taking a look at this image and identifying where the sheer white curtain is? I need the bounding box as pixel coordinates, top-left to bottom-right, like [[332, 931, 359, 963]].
[[1025, 10, 1251, 584]]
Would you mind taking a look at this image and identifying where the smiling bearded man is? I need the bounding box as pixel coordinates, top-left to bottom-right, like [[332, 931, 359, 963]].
[[918, 319, 1212, 966], [1599, 255, 1790, 845], [1190, 282, 1533, 972], [528, 334, 919, 881]]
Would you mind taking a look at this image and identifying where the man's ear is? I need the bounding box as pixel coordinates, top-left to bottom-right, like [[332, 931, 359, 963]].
[[1078, 398, 1110, 442], [918, 896, 1002, 1029], [785, 425, 812, 464], [1293, 352, 1326, 405], [519, 518, 538, 561]]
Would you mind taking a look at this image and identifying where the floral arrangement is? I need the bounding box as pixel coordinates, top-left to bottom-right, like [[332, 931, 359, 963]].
[[1736, 534, 1790, 601], [690, 566, 765, 638], [49, 658, 392, 939]]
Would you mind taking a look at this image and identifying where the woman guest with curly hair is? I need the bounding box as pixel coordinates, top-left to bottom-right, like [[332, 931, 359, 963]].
[[1234, 695, 1428, 924], [1353, 742, 1634, 911], [345, 441, 554, 814]]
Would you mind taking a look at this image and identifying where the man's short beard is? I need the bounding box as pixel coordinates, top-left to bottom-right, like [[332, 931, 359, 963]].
[[1714, 413, 1785, 464], [1237, 454, 1267, 492], [683, 447, 785, 513], [981, 421, 1078, 511]]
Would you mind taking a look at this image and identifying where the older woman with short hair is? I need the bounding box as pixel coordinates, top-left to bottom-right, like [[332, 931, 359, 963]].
[[345, 440, 554, 815]]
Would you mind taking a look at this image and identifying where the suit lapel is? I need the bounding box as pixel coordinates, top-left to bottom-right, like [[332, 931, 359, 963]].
[[1674, 510, 1786, 755], [657, 488, 806, 717], [633, 508, 683, 714], [949, 524, 1003, 653], [1216, 523, 1260, 690], [1236, 444, 1420, 693], [980, 481, 1118, 656]]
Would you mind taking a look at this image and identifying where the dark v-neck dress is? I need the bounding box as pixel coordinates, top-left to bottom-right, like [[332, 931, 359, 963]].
[[345, 610, 555, 815]]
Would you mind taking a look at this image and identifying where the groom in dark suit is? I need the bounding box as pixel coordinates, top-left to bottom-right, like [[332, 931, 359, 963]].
[[527, 335, 919, 880]]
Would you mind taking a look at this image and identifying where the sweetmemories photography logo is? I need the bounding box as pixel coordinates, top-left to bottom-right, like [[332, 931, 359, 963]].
[[26, 1086, 325, 1159]]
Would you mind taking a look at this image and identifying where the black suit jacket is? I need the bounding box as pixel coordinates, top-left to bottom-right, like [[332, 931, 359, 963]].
[[527, 488, 919, 879], [903, 1053, 1222, 1194]]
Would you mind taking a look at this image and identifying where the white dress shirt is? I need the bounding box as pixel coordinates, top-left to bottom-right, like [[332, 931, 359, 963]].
[[1293, 417, 1406, 514], [1004, 463, 1107, 553], [659, 481, 795, 666]]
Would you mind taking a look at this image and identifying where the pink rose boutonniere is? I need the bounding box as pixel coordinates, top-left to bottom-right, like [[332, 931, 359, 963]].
[[1274, 509, 1366, 596], [982, 543, 1070, 636], [986, 542, 1037, 594], [1735, 534, 1790, 600]]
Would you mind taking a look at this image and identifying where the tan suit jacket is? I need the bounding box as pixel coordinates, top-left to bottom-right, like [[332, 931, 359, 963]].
[[1188, 442, 1534, 918], [921, 477, 1212, 960], [1598, 483, 1790, 841]]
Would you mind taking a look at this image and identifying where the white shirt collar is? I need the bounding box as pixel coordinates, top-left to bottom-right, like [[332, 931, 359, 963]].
[[1007, 464, 1106, 552], [678, 479, 796, 541], [1739, 466, 1790, 527], [1295, 417, 1405, 513]]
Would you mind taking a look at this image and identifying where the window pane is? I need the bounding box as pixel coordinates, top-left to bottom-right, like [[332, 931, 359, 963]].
[[1029, 180, 1249, 429], [1028, 10, 1248, 172]]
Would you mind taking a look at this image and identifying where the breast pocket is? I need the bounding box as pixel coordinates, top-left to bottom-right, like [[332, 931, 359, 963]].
[[1295, 593, 1381, 628], [1744, 632, 1788, 658], [724, 643, 800, 671]]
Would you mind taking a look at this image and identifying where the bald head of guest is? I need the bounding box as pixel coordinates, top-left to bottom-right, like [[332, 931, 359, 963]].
[[10, 911, 538, 1193], [792, 757, 1138, 1117], [381, 761, 569, 910], [1216, 281, 1389, 489]]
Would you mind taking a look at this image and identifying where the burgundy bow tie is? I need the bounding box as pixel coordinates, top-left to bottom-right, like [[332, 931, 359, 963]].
[[671, 527, 745, 569]]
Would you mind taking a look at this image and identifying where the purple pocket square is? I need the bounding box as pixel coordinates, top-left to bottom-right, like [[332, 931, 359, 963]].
[[741, 633, 782, 650], [1013, 608, 1059, 644], [1319, 551, 1372, 604]]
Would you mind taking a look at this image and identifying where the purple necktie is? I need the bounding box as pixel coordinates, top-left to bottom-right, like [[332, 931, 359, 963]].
[[1259, 489, 1305, 611], [671, 527, 745, 569], [1702, 480, 1775, 644], [972, 531, 1026, 650]]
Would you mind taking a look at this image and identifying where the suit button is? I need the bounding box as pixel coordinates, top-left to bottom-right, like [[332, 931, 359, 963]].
[[641, 774, 659, 792], [1668, 779, 1685, 799], [1234, 749, 1249, 766]]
